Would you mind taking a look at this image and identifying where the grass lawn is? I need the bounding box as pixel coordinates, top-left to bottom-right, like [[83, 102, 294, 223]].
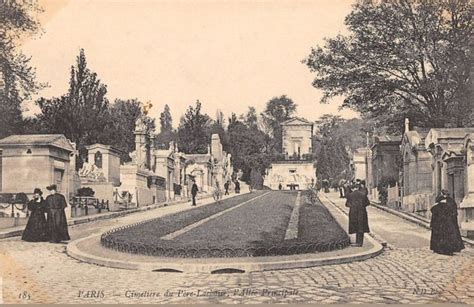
[[102, 190, 350, 258], [174, 191, 295, 249], [298, 190, 349, 243], [106, 191, 266, 243]]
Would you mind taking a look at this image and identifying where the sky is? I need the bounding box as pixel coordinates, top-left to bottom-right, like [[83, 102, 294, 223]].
[[22, 0, 359, 127]]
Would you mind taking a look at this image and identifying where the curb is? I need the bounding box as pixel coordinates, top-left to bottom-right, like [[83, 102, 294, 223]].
[[66, 191, 384, 273], [370, 202, 474, 248], [0, 193, 212, 240], [66, 231, 384, 273]]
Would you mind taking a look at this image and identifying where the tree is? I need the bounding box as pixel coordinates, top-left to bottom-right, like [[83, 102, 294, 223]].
[[108, 99, 155, 162], [159, 104, 172, 133], [177, 100, 211, 154], [314, 115, 357, 183], [0, 0, 43, 139], [261, 95, 297, 151], [155, 104, 176, 149], [227, 114, 272, 183], [304, 0, 473, 132], [36, 49, 110, 167]]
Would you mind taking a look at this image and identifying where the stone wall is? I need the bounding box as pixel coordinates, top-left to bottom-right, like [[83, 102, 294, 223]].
[[264, 162, 316, 190]]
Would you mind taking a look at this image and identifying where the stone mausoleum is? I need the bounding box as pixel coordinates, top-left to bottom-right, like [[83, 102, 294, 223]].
[[0, 134, 76, 218], [264, 118, 316, 190]]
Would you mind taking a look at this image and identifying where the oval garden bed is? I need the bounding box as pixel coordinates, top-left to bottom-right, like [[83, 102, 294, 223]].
[[101, 191, 350, 258]]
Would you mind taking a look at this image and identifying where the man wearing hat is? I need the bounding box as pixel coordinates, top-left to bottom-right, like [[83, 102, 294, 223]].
[[45, 184, 70, 243]]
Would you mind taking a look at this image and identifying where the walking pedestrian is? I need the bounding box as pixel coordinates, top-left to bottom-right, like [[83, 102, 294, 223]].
[[21, 188, 50, 242], [430, 190, 465, 255], [45, 184, 70, 243], [345, 183, 370, 246], [191, 180, 199, 206]]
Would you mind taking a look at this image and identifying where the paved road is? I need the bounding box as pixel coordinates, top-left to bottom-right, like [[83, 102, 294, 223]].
[[0, 191, 473, 304]]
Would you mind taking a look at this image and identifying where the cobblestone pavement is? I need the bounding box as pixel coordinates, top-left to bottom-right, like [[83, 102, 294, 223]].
[[0, 192, 473, 304]]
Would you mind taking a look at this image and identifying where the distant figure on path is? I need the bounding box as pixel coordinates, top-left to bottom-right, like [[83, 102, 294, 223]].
[[45, 185, 70, 243], [343, 182, 352, 198], [360, 180, 369, 196], [345, 183, 370, 246], [21, 188, 50, 242], [339, 179, 345, 198], [234, 180, 240, 194], [224, 180, 230, 195], [430, 190, 465, 255], [278, 183, 282, 190], [191, 180, 199, 206]]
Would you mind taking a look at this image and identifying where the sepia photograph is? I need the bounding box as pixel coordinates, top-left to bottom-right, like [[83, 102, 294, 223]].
[[0, 0, 473, 304]]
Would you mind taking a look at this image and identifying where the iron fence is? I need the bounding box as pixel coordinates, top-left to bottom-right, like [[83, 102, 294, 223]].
[[70, 197, 109, 216], [0, 193, 29, 218]]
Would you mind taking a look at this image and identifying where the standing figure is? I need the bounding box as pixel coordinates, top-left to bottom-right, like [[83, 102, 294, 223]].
[[21, 188, 50, 242], [278, 183, 283, 190], [191, 180, 199, 206], [345, 184, 370, 246], [234, 180, 241, 194], [359, 180, 369, 196], [343, 182, 352, 199], [224, 180, 230, 195], [339, 179, 346, 198], [430, 190, 465, 255], [45, 184, 70, 243]]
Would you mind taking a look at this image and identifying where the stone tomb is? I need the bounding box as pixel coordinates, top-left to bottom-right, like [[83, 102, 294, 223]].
[[79, 144, 123, 207], [0, 134, 75, 218], [461, 134, 474, 238], [400, 121, 433, 217], [264, 118, 316, 190]]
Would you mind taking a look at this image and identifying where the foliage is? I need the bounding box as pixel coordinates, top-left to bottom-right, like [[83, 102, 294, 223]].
[[377, 176, 398, 206], [304, 0, 473, 132], [155, 104, 176, 149], [0, 0, 43, 139], [77, 187, 95, 197], [159, 104, 172, 133], [249, 168, 264, 189], [34, 50, 155, 166], [227, 114, 272, 182], [261, 95, 297, 152], [177, 100, 211, 154], [108, 98, 155, 162], [35, 49, 110, 167], [314, 115, 360, 183]]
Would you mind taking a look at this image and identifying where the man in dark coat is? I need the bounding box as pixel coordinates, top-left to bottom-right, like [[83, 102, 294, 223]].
[[224, 180, 230, 195], [430, 190, 464, 255], [343, 183, 352, 199], [45, 184, 70, 243], [191, 180, 199, 206], [345, 184, 370, 246], [234, 180, 240, 194]]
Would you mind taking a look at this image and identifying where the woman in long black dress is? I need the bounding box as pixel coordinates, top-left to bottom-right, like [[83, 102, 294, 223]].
[[21, 188, 50, 242], [430, 190, 464, 255]]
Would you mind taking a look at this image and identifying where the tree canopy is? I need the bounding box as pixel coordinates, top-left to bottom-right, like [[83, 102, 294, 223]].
[[304, 0, 473, 132], [261, 95, 297, 151], [0, 0, 43, 138], [177, 100, 212, 154], [35, 50, 155, 167]]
